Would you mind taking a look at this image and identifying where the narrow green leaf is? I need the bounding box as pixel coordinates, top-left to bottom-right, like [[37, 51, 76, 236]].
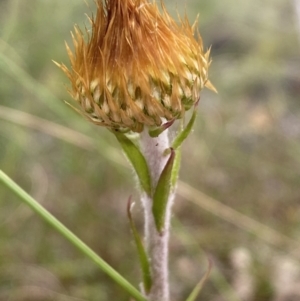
[[148, 119, 175, 137], [171, 146, 181, 187], [0, 170, 147, 301], [152, 149, 175, 232], [127, 197, 152, 293], [172, 109, 197, 150], [186, 259, 212, 301], [115, 132, 151, 195]]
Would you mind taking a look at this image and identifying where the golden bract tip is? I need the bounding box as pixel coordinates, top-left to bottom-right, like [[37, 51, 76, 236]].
[[57, 0, 214, 133]]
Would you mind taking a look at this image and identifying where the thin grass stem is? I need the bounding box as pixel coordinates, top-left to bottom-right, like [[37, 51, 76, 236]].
[[0, 170, 148, 301]]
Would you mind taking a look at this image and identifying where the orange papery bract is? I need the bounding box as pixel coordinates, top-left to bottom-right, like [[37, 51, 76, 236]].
[[56, 0, 214, 133]]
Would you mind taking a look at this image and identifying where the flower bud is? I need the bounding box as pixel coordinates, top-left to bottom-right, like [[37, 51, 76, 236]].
[[56, 0, 215, 132]]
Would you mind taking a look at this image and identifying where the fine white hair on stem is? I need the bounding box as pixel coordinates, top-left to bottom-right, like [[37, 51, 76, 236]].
[[139, 128, 174, 301]]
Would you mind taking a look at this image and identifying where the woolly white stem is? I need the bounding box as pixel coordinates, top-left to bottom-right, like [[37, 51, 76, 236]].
[[139, 129, 174, 301]]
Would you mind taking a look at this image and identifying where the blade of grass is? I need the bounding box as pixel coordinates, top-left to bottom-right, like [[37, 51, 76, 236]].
[[0, 0, 19, 48], [0, 52, 64, 114], [0, 105, 126, 168], [185, 259, 212, 301], [173, 219, 243, 301], [0, 170, 147, 301], [177, 181, 300, 258], [0, 105, 94, 150], [0, 50, 91, 133]]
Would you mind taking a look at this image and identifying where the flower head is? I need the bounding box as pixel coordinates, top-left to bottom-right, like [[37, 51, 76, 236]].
[[56, 0, 215, 133]]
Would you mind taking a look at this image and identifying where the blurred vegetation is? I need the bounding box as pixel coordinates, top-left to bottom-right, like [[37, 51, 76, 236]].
[[0, 0, 300, 300]]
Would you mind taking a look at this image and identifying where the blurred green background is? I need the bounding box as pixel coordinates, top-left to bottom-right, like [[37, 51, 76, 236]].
[[1, 0, 300, 300]]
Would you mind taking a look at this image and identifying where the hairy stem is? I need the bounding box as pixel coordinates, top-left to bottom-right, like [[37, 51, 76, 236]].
[[139, 129, 174, 301]]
